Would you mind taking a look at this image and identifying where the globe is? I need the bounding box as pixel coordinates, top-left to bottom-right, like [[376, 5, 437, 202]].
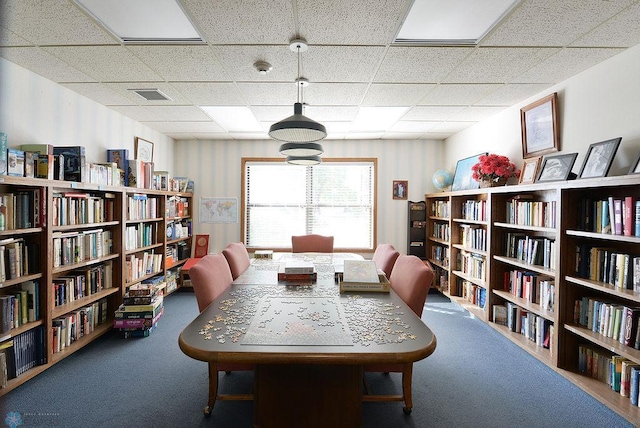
[[432, 169, 453, 191]]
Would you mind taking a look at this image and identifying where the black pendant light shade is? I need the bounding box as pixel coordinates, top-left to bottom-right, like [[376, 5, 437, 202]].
[[279, 140, 324, 156], [269, 102, 327, 143], [285, 155, 322, 165]]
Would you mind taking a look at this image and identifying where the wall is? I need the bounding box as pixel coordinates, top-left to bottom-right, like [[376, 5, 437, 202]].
[[173, 138, 443, 254], [444, 43, 640, 177], [0, 58, 175, 170]]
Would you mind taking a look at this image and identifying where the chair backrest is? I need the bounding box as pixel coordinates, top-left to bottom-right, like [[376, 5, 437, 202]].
[[372, 244, 400, 277], [189, 254, 234, 313], [222, 242, 251, 280], [291, 234, 334, 253], [389, 255, 435, 317]]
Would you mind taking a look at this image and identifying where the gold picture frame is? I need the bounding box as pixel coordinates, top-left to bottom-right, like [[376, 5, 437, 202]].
[[520, 93, 560, 159], [518, 156, 542, 185], [393, 180, 408, 200], [135, 137, 154, 163]]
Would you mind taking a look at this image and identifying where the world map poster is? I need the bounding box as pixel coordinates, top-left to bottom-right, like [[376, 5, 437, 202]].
[[199, 197, 238, 223]]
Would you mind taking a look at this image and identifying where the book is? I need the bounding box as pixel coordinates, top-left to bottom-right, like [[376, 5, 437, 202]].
[[283, 260, 315, 275], [636, 200, 640, 237], [6, 149, 24, 177], [20, 144, 53, 155], [254, 250, 273, 259], [493, 305, 508, 325], [53, 146, 86, 182], [624, 196, 634, 237], [193, 234, 209, 258], [36, 154, 54, 180], [0, 132, 7, 175], [613, 199, 623, 235]]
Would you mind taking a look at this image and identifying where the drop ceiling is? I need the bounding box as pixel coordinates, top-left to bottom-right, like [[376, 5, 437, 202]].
[[1, 0, 639, 141]]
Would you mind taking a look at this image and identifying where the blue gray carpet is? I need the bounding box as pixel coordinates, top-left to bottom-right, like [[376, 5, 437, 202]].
[[0, 290, 633, 427]]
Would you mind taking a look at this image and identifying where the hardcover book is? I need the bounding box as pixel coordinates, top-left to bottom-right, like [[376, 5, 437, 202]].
[[7, 149, 24, 177], [0, 133, 7, 175], [53, 146, 86, 182]]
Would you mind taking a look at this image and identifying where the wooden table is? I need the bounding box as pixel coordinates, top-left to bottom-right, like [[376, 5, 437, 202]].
[[178, 253, 437, 427]]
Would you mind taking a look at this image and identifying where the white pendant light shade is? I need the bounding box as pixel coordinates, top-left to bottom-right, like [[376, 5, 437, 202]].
[[269, 102, 327, 143], [285, 155, 322, 165], [279, 141, 324, 156]]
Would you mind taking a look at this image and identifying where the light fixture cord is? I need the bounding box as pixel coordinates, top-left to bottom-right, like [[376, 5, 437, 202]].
[[296, 44, 302, 104]]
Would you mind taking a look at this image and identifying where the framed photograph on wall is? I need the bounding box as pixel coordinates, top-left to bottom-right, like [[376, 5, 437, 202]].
[[520, 93, 560, 159], [629, 152, 640, 175], [393, 180, 408, 200], [536, 153, 578, 183], [518, 156, 542, 185], [577, 137, 621, 179], [451, 152, 487, 191], [135, 137, 154, 163]]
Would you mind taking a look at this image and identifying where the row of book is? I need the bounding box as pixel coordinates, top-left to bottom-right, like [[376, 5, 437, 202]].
[[127, 194, 159, 221], [433, 265, 449, 290], [125, 252, 163, 283], [431, 223, 450, 241], [52, 298, 108, 354], [578, 196, 640, 237], [0, 281, 39, 337], [461, 199, 487, 222], [575, 245, 639, 291], [166, 196, 190, 219], [166, 219, 191, 241], [52, 229, 112, 268], [51, 192, 115, 227], [125, 223, 158, 251], [457, 250, 486, 281], [574, 297, 640, 349], [504, 233, 556, 270], [0, 188, 45, 230], [166, 242, 189, 267], [505, 197, 556, 228], [502, 270, 555, 312], [114, 284, 164, 338], [431, 244, 450, 268], [430, 200, 450, 218], [0, 326, 46, 387], [578, 346, 640, 406], [0, 238, 39, 282], [458, 279, 486, 309], [494, 302, 553, 349], [52, 261, 113, 308], [460, 224, 487, 252]]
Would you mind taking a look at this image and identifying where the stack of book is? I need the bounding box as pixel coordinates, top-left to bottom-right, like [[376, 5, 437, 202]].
[[114, 284, 163, 338], [278, 261, 317, 282]]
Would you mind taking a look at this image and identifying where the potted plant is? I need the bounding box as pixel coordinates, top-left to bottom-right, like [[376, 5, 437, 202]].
[[471, 154, 520, 187]]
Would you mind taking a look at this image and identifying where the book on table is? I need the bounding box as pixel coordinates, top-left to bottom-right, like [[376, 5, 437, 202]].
[[339, 260, 390, 293], [278, 261, 317, 281]]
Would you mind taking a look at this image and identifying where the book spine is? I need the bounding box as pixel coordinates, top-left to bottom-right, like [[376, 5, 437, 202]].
[[635, 200, 640, 237], [624, 197, 634, 236]]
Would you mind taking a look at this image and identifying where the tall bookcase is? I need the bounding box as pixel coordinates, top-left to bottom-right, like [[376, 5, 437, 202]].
[[0, 176, 192, 396], [408, 201, 426, 259], [426, 175, 640, 424]]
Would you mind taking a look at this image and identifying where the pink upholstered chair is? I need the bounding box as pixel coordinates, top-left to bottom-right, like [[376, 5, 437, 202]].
[[363, 255, 435, 414], [222, 242, 251, 280], [291, 234, 334, 253], [372, 244, 400, 278], [189, 254, 253, 415]]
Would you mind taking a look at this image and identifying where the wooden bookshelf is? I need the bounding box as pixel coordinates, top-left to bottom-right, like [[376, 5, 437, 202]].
[[426, 174, 640, 424], [0, 175, 192, 396]]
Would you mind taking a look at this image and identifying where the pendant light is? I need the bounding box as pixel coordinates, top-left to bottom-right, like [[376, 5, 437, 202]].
[[269, 38, 327, 153]]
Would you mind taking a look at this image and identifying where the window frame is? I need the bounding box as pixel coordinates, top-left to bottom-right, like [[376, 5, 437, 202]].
[[241, 157, 377, 252]]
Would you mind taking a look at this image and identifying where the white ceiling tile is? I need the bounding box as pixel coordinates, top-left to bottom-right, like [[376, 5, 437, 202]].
[[375, 47, 474, 83], [296, 0, 409, 45], [301, 106, 360, 122], [171, 82, 247, 105], [345, 132, 385, 140], [229, 132, 270, 140], [571, 2, 640, 47], [388, 121, 438, 133], [362, 84, 437, 106], [514, 47, 625, 83], [442, 48, 559, 83], [0, 26, 30, 46], [429, 122, 475, 133], [212, 45, 297, 82], [448, 106, 507, 122], [382, 132, 423, 140], [403, 106, 465, 121], [61, 83, 135, 105], [139, 121, 224, 133], [476, 83, 552, 106], [303, 83, 369, 106], [0, 47, 96, 82], [126, 45, 231, 82], [481, 0, 636, 46], [419, 84, 503, 105], [108, 106, 160, 122], [109, 105, 211, 122], [43, 46, 163, 82], [1, 0, 117, 45], [424, 132, 456, 140]]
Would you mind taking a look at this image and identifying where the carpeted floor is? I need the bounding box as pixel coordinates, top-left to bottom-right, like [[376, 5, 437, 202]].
[[0, 289, 634, 427]]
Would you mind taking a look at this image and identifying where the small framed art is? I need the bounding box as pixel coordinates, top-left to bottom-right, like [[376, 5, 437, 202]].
[[518, 156, 542, 185], [536, 153, 578, 183], [629, 152, 640, 175], [520, 93, 559, 159], [393, 180, 408, 200], [451, 152, 487, 191], [578, 137, 621, 179], [135, 137, 154, 163]]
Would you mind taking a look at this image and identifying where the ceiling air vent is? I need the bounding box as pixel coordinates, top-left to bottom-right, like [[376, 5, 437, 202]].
[[130, 89, 172, 101]]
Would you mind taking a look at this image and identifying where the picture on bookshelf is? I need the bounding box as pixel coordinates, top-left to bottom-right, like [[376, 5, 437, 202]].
[[577, 137, 621, 179], [536, 153, 578, 183], [629, 151, 640, 175], [451, 153, 487, 191], [518, 156, 542, 185], [520, 92, 559, 159], [134, 137, 154, 163], [392, 180, 408, 200]]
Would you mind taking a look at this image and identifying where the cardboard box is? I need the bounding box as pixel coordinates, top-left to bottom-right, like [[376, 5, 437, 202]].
[[53, 146, 86, 182], [339, 274, 391, 293]]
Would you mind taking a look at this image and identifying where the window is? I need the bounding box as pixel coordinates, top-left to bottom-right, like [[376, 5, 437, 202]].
[[243, 158, 376, 250]]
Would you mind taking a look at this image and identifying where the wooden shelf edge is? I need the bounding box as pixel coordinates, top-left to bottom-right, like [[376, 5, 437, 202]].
[[492, 255, 555, 276], [51, 287, 119, 318], [50, 322, 113, 364], [564, 275, 640, 304], [488, 322, 553, 365], [564, 323, 640, 364], [492, 289, 555, 321]]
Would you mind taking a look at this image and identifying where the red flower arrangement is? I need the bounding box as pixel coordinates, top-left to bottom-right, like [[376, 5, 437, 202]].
[[471, 154, 520, 183]]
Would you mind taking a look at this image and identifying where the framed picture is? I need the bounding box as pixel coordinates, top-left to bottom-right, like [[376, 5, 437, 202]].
[[536, 153, 578, 183], [629, 152, 640, 175], [393, 180, 408, 200], [451, 153, 487, 191], [135, 137, 154, 163], [577, 137, 621, 179], [518, 156, 542, 185], [520, 93, 560, 159]]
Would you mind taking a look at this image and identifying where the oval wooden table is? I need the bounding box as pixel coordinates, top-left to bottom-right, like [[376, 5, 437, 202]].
[[179, 253, 437, 427]]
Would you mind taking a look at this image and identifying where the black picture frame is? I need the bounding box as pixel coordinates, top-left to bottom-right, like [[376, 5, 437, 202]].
[[628, 151, 640, 175], [451, 152, 487, 191], [578, 137, 621, 179], [536, 153, 578, 183]]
